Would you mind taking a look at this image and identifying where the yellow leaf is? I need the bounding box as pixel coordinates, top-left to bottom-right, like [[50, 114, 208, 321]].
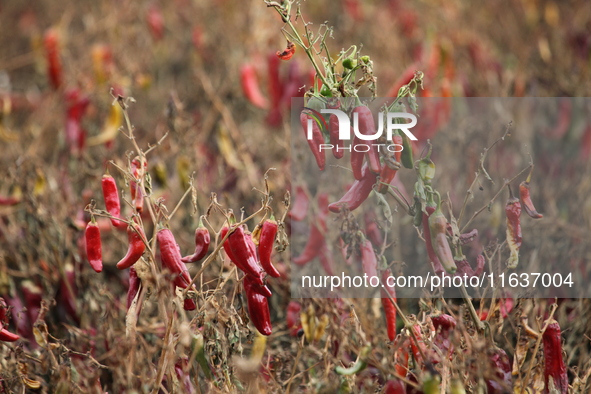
[[87, 103, 122, 146]]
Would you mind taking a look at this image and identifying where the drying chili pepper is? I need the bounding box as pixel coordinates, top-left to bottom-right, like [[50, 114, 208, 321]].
[[265, 52, 283, 127], [174, 357, 194, 394], [350, 143, 365, 180], [127, 266, 141, 311], [431, 314, 456, 364], [243, 274, 272, 297], [276, 41, 295, 61], [328, 113, 345, 159], [381, 269, 397, 341], [85, 218, 103, 273], [542, 320, 568, 394], [286, 301, 302, 337], [240, 64, 269, 110], [243, 275, 272, 336], [130, 158, 145, 213], [328, 164, 377, 213], [146, 5, 165, 41], [378, 134, 403, 193], [0, 325, 19, 342], [505, 186, 522, 269], [289, 185, 310, 221], [181, 218, 210, 263], [293, 194, 329, 265], [43, 28, 62, 90], [300, 109, 326, 171], [352, 106, 381, 174], [65, 89, 90, 155], [384, 380, 405, 394], [318, 243, 336, 275], [157, 228, 196, 310], [101, 174, 125, 228], [117, 221, 146, 270], [519, 181, 543, 219], [364, 211, 383, 247], [386, 63, 418, 98], [428, 195, 457, 274], [360, 237, 378, 279], [485, 348, 512, 393], [222, 225, 264, 285], [258, 217, 281, 278]]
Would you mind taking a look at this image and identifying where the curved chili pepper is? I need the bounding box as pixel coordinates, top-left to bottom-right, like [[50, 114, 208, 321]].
[[146, 5, 164, 41], [505, 187, 522, 269], [378, 135, 403, 193], [65, 89, 90, 155], [127, 266, 141, 311], [117, 222, 146, 270], [289, 185, 310, 221], [542, 320, 568, 394], [381, 269, 397, 341], [43, 28, 62, 90], [181, 219, 210, 263], [428, 199, 457, 274], [360, 238, 378, 279], [276, 41, 295, 61], [0, 298, 20, 342], [300, 110, 326, 171], [328, 113, 345, 159], [265, 52, 283, 127], [352, 106, 381, 174], [318, 243, 336, 276], [158, 228, 192, 288], [85, 218, 103, 273], [293, 194, 329, 265], [243, 276, 272, 336], [222, 226, 264, 285], [258, 218, 281, 278], [240, 64, 269, 110], [328, 164, 377, 213], [101, 174, 125, 228], [243, 274, 272, 298], [519, 181, 543, 219]]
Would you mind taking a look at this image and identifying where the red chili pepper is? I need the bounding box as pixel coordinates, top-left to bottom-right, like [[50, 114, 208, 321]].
[[485, 348, 512, 393], [293, 194, 329, 265], [243, 276, 272, 336], [364, 211, 383, 247], [243, 274, 272, 298], [265, 52, 284, 127], [85, 218, 103, 273], [286, 301, 302, 337], [0, 196, 20, 205], [240, 64, 269, 110], [157, 228, 196, 311], [378, 135, 403, 193], [428, 197, 457, 274], [43, 28, 62, 90], [519, 181, 543, 219], [276, 41, 295, 61], [505, 186, 522, 269], [130, 159, 145, 213], [0, 325, 19, 342], [350, 142, 365, 180], [117, 222, 146, 270], [328, 164, 377, 213], [381, 269, 397, 341], [360, 238, 378, 279], [352, 106, 381, 174], [65, 89, 90, 155], [431, 314, 456, 364], [222, 225, 264, 285], [386, 63, 418, 98], [181, 219, 210, 263], [146, 5, 164, 41], [258, 217, 281, 278], [318, 243, 336, 276], [174, 357, 194, 394], [127, 266, 141, 311], [543, 320, 568, 394], [300, 110, 326, 171], [289, 185, 310, 221], [328, 113, 345, 159], [384, 380, 405, 394], [102, 174, 125, 228]]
